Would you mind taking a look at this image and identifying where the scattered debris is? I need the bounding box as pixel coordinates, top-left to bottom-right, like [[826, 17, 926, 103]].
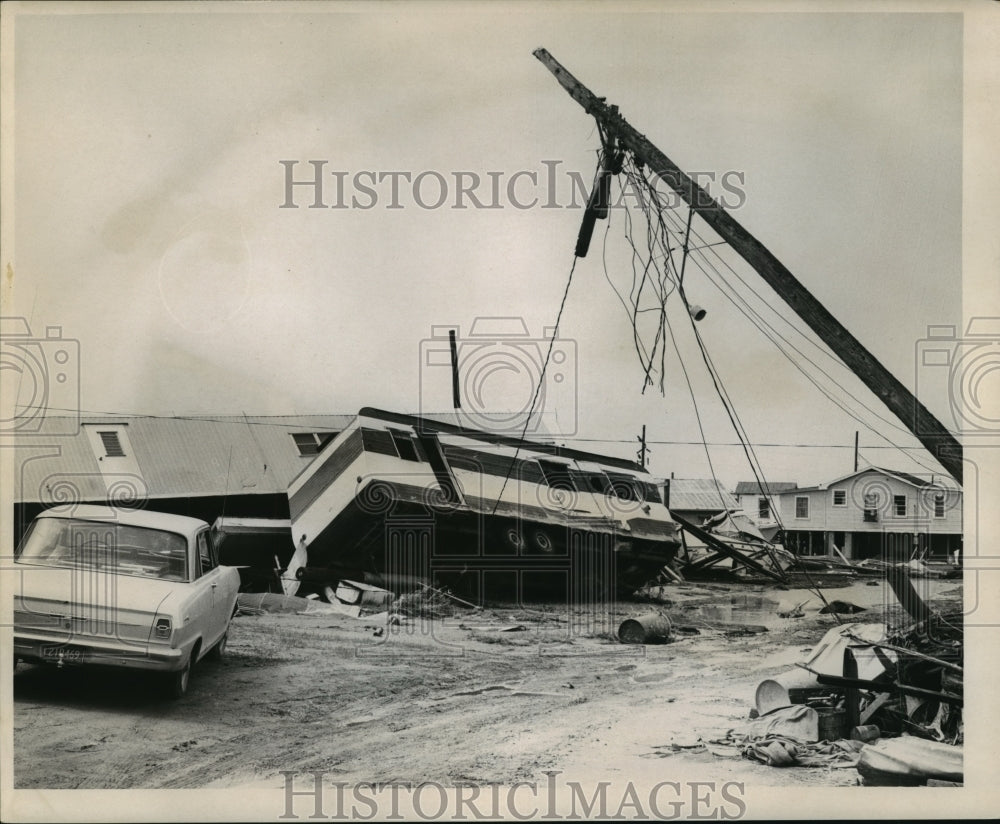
[[392, 585, 470, 619], [333, 580, 394, 610], [777, 600, 809, 618], [742, 736, 863, 768], [850, 724, 881, 743], [819, 600, 866, 615], [236, 592, 362, 617], [672, 512, 789, 584], [856, 736, 963, 786], [754, 623, 892, 715], [722, 625, 768, 637], [707, 706, 865, 768]]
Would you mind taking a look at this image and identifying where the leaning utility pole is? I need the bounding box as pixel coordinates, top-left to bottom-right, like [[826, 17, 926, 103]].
[[533, 48, 963, 485]]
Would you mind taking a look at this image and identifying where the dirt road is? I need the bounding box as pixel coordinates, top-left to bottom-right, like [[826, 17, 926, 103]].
[[13, 580, 960, 792]]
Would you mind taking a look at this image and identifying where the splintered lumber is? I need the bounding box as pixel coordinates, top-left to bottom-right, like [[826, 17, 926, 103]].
[[420, 583, 479, 610], [845, 632, 963, 674], [796, 664, 963, 706], [670, 512, 787, 583]]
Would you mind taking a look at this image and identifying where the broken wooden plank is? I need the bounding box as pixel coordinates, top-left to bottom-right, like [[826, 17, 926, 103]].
[[671, 512, 787, 583]]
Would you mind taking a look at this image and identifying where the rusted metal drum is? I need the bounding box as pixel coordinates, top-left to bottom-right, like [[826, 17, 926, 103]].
[[618, 612, 672, 644], [850, 724, 881, 743]]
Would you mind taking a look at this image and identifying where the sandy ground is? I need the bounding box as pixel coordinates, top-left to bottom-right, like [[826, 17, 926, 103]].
[[12, 578, 961, 792]]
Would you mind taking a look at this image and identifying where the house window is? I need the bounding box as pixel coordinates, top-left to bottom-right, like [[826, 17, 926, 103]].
[[292, 432, 337, 456], [934, 493, 945, 518], [758, 497, 770, 519], [98, 431, 126, 457], [795, 496, 809, 519], [832, 490, 846, 507], [893, 495, 907, 517], [863, 493, 878, 522]]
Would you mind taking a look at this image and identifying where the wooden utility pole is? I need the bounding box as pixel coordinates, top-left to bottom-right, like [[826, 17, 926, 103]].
[[636, 425, 649, 469], [533, 49, 963, 486], [449, 329, 461, 409]]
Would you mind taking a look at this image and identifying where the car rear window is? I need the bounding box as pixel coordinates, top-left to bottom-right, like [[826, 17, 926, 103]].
[[16, 518, 189, 581]]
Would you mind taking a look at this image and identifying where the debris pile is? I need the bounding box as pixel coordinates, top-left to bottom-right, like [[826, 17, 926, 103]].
[[672, 511, 791, 584], [738, 566, 963, 785], [391, 584, 476, 619]]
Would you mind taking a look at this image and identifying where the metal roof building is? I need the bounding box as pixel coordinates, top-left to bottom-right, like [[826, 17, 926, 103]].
[[665, 478, 738, 514], [734, 480, 799, 496], [14, 414, 355, 507]]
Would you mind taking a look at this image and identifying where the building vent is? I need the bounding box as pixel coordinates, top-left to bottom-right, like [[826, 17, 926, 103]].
[[98, 431, 126, 457]]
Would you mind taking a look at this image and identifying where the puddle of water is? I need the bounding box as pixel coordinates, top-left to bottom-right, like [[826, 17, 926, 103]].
[[679, 594, 783, 629]]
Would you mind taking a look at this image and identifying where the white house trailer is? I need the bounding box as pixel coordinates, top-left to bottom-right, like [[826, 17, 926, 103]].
[[774, 467, 962, 561], [286, 408, 681, 601]]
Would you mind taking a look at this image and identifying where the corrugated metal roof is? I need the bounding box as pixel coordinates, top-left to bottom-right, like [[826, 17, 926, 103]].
[[667, 478, 738, 512], [15, 414, 354, 503], [734, 480, 798, 495]]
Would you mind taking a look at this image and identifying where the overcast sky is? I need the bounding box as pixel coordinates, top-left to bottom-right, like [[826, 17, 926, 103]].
[[6, 5, 970, 487]]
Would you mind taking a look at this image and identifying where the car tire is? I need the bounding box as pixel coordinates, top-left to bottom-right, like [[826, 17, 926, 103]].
[[207, 631, 227, 661], [167, 657, 191, 699]]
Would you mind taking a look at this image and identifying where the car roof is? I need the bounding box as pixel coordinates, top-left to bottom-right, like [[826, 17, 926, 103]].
[[34, 505, 208, 536]]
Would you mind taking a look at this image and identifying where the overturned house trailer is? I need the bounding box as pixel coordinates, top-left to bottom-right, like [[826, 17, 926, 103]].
[[287, 408, 682, 602]]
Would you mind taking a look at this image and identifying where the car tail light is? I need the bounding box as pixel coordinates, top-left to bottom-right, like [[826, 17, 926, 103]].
[[154, 618, 171, 639]]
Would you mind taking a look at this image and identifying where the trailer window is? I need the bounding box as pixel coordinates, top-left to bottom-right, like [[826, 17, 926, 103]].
[[537, 460, 577, 491], [360, 427, 398, 457], [292, 432, 337, 456], [388, 429, 420, 462]]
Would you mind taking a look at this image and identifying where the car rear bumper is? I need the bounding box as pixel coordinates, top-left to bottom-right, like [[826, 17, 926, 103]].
[[13, 632, 186, 672]]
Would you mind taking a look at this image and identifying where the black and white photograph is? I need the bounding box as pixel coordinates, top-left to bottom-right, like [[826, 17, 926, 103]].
[[2, 1, 998, 820]]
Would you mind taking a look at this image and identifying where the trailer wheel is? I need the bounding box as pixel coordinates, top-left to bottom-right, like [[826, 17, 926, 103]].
[[505, 528, 525, 551], [532, 529, 555, 554]]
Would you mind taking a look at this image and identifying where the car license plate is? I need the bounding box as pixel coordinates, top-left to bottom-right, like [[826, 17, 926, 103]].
[[41, 645, 84, 663]]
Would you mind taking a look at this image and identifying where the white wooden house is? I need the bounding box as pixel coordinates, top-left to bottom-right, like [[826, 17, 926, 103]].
[[734, 480, 798, 527], [771, 467, 962, 561]]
